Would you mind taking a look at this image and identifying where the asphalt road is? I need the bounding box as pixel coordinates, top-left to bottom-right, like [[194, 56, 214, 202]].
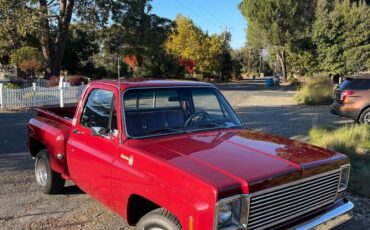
[[0, 110, 35, 154], [0, 80, 367, 229]]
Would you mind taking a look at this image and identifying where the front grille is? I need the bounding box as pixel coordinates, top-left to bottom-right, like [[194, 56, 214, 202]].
[[247, 170, 340, 229]]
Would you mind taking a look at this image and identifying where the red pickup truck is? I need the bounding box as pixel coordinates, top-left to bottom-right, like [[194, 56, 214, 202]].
[[27, 80, 353, 230]]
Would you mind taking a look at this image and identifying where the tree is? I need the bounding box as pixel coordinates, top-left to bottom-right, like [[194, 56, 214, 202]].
[[165, 14, 205, 75], [165, 14, 229, 78], [239, 0, 316, 82], [104, 0, 173, 77], [62, 23, 99, 75], [313, 0, 370, 75], [341, 0, 370, 73], [312, 0, 346, 75], [10, 46, 45, 78], [0, 1, 38, 61], [0, 0, 131, 77], [231, 46, 268, 75], [36, 0, 118, 77]]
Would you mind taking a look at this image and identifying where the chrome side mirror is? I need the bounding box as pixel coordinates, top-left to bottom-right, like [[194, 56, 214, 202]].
[[91, 127, 106, 137]]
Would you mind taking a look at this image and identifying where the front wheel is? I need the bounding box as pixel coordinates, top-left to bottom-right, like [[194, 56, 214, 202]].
[[359, 108, 370, 124], [35, 150, 65, 194], [135, 208, 182, 230]]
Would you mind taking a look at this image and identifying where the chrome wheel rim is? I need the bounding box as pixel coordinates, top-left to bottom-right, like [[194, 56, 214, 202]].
[[364, 112, 370, 124], [35, 158, 48, 187]]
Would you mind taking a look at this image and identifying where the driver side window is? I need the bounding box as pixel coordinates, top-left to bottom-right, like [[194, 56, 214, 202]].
[[80, 89, 117, 131]]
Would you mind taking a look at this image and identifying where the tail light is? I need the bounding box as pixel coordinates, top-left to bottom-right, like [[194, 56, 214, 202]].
[[341, 90, 355, 101]]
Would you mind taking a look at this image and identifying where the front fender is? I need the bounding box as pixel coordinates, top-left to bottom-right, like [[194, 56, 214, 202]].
[[111, 146, 218, 229]]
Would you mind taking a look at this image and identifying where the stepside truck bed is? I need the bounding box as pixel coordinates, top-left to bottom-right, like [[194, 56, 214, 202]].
[[27, 106, 77, 178]]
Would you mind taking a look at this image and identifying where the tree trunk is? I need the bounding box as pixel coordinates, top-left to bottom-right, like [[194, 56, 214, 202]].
[[39, 0, 74, 78], [277, 50, 287, 83], [39, 0, 52, 77], [50, 0, 74, 76]]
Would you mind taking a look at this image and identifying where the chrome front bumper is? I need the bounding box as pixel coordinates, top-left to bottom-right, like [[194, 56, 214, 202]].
[[290, 200, 354, 230]]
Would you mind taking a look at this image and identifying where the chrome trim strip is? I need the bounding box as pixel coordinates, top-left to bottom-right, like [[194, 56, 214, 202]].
[[289, 200, 353, 230], [240, 196, 251, 229], [337, 164, 351, 193]]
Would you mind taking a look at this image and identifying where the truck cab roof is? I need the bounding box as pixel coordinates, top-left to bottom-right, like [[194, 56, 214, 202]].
[[91, 79, 214, 90]]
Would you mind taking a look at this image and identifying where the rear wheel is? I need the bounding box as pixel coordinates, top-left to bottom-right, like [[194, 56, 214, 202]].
[[35, 150, 65, 194], [135, 208, 182, 230], [359, 108, 370, 124]]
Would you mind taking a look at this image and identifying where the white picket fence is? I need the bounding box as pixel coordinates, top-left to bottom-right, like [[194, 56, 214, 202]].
[[0, 82, 85, 109]]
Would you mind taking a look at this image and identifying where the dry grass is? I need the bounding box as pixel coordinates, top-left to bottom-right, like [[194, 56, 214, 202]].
[[310, 125, 370, 197], [294, 77, 334, 105]]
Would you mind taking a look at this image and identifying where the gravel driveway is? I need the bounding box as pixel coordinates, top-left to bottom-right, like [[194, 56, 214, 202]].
[[0, 80, 368, 229]]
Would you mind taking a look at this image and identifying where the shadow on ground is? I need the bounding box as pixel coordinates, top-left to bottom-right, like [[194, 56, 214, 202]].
[[234, 104, 353, 139], [0, 153, 85, 195]]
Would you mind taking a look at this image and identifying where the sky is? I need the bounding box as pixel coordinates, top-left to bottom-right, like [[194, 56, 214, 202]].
[[151, 0, 247, 49]]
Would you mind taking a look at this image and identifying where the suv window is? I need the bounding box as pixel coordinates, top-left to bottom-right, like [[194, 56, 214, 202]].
[[80, 89, 117, 130], [339, 79, 370, 90]]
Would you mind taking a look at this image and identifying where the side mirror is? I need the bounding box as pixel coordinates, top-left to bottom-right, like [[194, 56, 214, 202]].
[[91, 127, 106, 137]]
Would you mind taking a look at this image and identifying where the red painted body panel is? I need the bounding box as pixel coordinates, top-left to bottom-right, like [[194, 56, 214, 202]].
[[28, 116, 71, 176], [27, 80, 349, 230]]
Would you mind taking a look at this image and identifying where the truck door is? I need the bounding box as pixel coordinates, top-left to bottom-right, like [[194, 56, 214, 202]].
[[67, 86, 119, 208]]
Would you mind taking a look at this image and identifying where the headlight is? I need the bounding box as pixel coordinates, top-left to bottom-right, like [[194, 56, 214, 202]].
[[338, 164, 350, 192], [217, 198, 242, 229]]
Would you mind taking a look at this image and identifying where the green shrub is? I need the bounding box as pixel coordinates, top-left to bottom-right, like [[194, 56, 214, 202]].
[[294, 77, 334, 105], [10, 46, 45, 77], [10, 46, 44, 66], [309, 125, 370, 197], [5, 82, 22, 89]]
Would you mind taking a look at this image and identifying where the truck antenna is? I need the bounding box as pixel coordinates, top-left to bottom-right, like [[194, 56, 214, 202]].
[[117, 55, 122, 143]]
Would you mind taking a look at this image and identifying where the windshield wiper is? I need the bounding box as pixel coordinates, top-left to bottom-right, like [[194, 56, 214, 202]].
[[149, 127, 185, 134]]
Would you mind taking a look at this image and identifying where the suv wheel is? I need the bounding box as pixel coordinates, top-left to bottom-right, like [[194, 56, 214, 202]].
[[359, 108, 370, 124], [35, 150, 65, 194], [135, 208, 182, 230]]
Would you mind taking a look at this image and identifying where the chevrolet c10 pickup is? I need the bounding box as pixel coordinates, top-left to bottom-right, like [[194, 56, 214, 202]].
[[27, 79, 353, 230]]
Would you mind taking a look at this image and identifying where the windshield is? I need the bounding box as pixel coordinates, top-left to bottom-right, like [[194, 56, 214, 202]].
[[123, 87, 242, 138]]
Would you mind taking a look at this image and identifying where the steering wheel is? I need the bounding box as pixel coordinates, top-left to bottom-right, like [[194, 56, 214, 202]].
[[185, 111, 210, 127]]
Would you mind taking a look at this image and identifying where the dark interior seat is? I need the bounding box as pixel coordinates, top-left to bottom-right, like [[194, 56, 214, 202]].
[[126, 109, 185, 136]]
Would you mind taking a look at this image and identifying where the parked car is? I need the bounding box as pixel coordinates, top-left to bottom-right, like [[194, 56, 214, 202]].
[[28, 80, 353, 230], [331, 74, 370, 123]]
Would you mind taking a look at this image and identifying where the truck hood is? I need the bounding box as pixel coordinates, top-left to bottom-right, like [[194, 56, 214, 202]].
[[130, 129, 347, 193]]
